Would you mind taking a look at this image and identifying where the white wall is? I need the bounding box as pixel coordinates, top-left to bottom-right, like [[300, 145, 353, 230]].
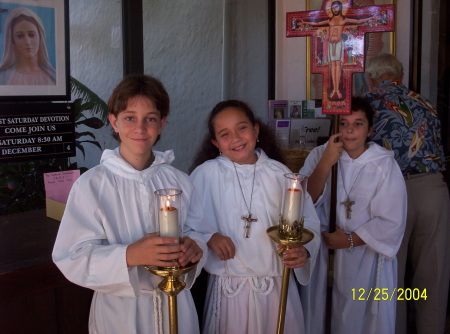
[[143, 0, 269, 172], [69, 0, 122, 169], [142, 1, 223, 173], [69, 0, 269, 173]]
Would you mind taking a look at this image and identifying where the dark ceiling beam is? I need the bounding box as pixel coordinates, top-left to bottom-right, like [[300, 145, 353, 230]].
[[122, 0, 144, 76]]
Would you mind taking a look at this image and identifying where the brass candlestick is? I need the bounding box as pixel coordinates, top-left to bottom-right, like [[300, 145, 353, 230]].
[[267, 173, 314, 334], [148, 188, 195, 334], [145, 263, 197, 334], [267, 220, 314, 334]]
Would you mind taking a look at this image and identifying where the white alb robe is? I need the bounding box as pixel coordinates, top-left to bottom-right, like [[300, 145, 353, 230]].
[[190, 150, 321, 334], [53, 148, 211, 334], [299, 142, 407, 334]]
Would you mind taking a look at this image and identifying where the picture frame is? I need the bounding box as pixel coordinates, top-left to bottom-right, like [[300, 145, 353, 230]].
[[306, 0, 395, 100], [268, 99, 289, 120], [0, 0, 70, 101]]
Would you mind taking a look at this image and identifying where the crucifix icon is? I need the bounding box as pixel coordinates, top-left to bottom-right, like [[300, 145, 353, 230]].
[[341, 198, 355, 219], [242, 214, 257, 238], [286, 0, 395, 114]]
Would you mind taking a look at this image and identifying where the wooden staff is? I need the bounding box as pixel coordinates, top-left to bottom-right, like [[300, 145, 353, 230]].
[[325, 114, 340, 334]]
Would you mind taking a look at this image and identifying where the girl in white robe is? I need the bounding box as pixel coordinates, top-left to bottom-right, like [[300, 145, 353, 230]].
[[189, 100, 321, 334], [53, 75, 210, 334], [299, 96, 407, 334]]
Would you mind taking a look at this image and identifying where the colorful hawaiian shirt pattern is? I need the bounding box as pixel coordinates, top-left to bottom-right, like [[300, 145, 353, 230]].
[[363, 79, 446, 175]]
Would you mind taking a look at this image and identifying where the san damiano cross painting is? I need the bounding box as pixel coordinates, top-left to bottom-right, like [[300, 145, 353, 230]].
[[287, 0, 394, 114]]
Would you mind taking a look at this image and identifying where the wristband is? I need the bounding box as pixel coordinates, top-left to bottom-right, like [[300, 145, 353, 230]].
[[347, 232, 354, 253]]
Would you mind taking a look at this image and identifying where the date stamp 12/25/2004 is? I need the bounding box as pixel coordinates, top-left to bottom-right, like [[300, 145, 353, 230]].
[[351, 288, 427, 301]]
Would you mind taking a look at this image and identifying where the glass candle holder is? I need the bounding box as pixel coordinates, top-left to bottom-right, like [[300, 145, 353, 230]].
[[155, 189, 183, 242], [279, 173, 308, 240]]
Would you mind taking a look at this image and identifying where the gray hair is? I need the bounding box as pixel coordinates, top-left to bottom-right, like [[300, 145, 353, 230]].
[[365, 53, 403, 80]]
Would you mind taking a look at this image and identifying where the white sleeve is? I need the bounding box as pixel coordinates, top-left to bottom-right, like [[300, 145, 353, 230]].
[[354, 159, 407, 258], [181, 184, 213, 288], [52, 178, 138, 298], [293, 190, 322, 285]]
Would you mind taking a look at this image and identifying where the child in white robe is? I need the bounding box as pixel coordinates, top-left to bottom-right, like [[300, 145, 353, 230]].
[[189, 100, 321, 334], [52, 74, 210, 334], [299, 96, 407, 334]]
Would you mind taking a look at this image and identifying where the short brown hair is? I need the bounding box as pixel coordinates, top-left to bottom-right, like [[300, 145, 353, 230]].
[[108, 74, 170, 141], [351, 96, 375, 128]]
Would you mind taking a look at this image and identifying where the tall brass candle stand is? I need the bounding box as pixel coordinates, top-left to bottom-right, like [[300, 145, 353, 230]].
[[144, 189, 197, 334], [266, 173, 314, 334], [144, 263, 197, 334]]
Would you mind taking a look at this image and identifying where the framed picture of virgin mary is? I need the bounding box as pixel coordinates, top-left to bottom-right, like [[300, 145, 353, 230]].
[[0, 0, 69, 101]]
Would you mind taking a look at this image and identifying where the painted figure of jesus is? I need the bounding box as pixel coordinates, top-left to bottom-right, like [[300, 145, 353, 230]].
[[300, 1, 374, 99]]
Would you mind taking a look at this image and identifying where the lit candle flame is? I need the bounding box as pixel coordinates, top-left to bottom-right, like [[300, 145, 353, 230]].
[[166, 195, 171, 208]]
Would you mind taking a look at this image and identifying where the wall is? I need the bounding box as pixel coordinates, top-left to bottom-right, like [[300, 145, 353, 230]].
[[143, 0, 269, 172], [69, 0, 123, 169], [70, 0, 269, 173]]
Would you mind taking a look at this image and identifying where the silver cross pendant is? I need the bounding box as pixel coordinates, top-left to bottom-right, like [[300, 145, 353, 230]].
[[242, 213, 258, 238]]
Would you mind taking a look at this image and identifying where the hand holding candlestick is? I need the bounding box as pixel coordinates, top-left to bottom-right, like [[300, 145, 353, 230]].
[[147, 188, 197, 334], [267, 173, 313, 334]]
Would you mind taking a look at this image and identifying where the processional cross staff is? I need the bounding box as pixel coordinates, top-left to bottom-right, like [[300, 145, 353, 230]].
[[286, 1, 394, 333]]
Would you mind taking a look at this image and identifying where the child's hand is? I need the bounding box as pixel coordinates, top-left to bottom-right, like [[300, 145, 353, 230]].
[[322, 133, 343, 167], [322, 227, 349, 249], [207, 233, 235, 261], [126, 232, 181, 267], [279, 245, 308, 268], [179, 237, 203, 267]]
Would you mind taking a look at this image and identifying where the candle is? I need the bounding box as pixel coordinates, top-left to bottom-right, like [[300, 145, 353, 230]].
[[159, 199, 179, 238], [283, 187, 302, 225]]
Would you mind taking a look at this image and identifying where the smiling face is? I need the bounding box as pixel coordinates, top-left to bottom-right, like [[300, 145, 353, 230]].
[[211, 107, 259, 165], [108, 95, 166, 170], [12, 19, 40, 60], [339, 109, 373, 159]]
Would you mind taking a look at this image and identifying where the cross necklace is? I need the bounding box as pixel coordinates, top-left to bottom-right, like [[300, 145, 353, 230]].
[[233, 162, 257, 238], [338, 162, 365, 219]]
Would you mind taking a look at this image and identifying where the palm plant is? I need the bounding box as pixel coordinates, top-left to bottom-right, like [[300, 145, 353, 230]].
[[71, 77, 109, 158]]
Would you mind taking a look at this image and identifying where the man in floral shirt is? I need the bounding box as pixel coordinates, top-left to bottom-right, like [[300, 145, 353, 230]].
[[362, 53, 449, 334]]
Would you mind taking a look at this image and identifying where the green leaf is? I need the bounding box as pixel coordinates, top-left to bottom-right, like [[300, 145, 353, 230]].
[[76, 142, 86, 159], [76, 117, 105, 129], [70, 77, 109, 122]]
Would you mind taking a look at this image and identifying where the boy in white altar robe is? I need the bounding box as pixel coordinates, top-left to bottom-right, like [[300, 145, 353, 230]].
[[53, 74, 210, 334], [299, 96, 407, 334], [189, 100, 321, 334]]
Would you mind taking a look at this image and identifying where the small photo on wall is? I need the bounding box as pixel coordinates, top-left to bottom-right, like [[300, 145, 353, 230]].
[[268, 100, 288, 120]]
